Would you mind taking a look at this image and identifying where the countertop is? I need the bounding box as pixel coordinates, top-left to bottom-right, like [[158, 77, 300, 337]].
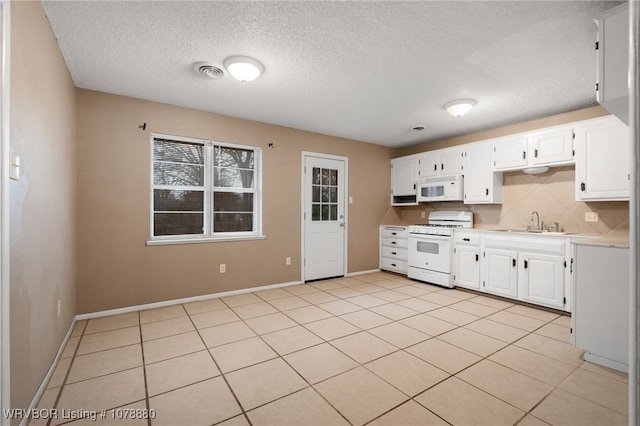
[[380, 224, 630, 248]]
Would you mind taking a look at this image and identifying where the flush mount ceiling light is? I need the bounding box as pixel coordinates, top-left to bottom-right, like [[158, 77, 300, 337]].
[[223, 56, 264, 83], [444, 99, 476, 117]]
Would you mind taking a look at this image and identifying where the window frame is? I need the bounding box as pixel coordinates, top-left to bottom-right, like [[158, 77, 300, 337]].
[[147, 133, 263, 246]]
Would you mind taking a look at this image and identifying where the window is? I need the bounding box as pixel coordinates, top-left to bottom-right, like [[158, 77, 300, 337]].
[[149, 134, 262, 244]]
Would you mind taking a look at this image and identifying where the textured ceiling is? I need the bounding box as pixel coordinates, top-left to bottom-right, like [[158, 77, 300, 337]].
[[41, 1, 622, 148]]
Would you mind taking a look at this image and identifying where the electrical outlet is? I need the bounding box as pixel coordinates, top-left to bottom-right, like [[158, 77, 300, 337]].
[[286, 257, 291, 266], [219, 264, 226, 273], [421, 211, 426, 219], [585, 212, 599, 223], [57, 300, 61, 317]]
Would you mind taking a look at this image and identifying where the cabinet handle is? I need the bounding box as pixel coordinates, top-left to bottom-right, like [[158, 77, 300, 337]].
[[580, 182, 586, 192], [391, 252, 397, 255], [463, 238, 470, 241], [441, 163, 444, 170], [512, 258, 516, 267], [523, 151, 526, 160], [391, 263, 397, 267], [534, 148, 538, 158], [434, 164, 437, 172], [524, 260, 529, 269], [475, 254, 479, 262], [391, 241, 397, 245], [485, 188, 489, 196], [391, 232, 397, 235]]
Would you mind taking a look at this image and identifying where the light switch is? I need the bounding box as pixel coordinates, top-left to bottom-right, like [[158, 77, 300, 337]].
[[9, 152, 20, 180]]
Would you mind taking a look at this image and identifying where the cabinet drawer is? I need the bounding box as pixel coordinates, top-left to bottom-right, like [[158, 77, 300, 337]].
[[381, 257, 407, 273], [382, 237, 408, 249], [381, 246, 408, 261], [454, 233, 481, 245], [382, 228, 407, 238]]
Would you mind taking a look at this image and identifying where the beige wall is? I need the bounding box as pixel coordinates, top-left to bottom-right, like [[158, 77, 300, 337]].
[[9, 1, 77, 413], [76, 90, 392, 314], [384, 106, 629, 237]]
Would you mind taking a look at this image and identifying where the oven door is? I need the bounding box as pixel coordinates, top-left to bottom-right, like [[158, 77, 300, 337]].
[[408, 234, 452, 273]]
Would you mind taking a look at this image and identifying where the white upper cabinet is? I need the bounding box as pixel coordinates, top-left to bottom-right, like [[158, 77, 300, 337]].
[[492, 135, 529, 170], [391, 155, 418, 206], [417, 147, 464, 178], [492, 126, 574, 171], [463, 142, 503, 204], [575, 116, 629, 201], [529, 127, 575, 166], [596, 3, 629, 125]]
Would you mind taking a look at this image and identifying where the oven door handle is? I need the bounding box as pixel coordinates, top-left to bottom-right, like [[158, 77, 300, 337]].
[[409, 234, 451, 240]]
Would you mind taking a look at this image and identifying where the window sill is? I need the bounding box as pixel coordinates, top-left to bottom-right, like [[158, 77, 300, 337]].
[[146, 235, 266, 246]]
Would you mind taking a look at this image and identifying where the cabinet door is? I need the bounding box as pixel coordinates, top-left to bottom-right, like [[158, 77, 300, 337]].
[[518, 252, 565, 310], [440, 148, 463, 176], [575, 118, 629, 201], [454, 245, 480, 290], [417, 151, 439, 178], [463, 143, 501, 204], [391, 156, 417, 196], [492, 136, 528, 170], [529, 127, 574, 166], [483, 248, 518, 298], [597, 4, 629, 124]]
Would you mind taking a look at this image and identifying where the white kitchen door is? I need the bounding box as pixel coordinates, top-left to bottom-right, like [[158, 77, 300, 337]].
[[302, 154, 347, 281]]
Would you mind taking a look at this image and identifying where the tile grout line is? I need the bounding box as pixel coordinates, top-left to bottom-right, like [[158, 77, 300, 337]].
[[182, 302, 254, 426], [136, 311, 152, 426]]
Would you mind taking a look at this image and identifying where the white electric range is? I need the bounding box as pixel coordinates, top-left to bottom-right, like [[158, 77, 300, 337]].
[[407, 211, 473, 288]]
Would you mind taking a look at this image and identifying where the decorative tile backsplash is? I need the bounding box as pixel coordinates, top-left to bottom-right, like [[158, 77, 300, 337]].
[[382, 166, 629, 237]]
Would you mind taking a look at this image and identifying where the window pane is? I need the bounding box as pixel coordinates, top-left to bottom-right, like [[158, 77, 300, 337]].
[[330, 169, 338, 185], [154, 162, 204, 186], [321, 205, 329, 221], [313, 167, 321, 185], [214, 168, 254, 188], [214, 192, 253, 212], [215, 146, 254, 170], [312, 204, 321, 221], [312, 186, 320, 202], [329, 187, 337, 202], [154, 140, 204, 164], [154, 189, 204, 211], [213, 213, 253, 232], [330, 204, 337, 220], [154, 213, 203, 236], [322, 169, 330, 185]]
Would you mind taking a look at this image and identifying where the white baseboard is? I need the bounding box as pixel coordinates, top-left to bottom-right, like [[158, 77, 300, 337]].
[[346, 269, 381, 277], [20, 317, 77, 426], [76, 280, 302, 320]]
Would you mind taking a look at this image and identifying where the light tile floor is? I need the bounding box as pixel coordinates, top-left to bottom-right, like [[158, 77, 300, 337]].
[[32, 272, 628, 426]]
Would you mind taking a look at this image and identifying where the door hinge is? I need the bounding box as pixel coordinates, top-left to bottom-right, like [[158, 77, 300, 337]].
[[482, 281, 486, 287], [453, 248, 456, 254]]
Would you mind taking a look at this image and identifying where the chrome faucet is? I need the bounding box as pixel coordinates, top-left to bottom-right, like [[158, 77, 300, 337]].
[[531, 211, 540, 231]]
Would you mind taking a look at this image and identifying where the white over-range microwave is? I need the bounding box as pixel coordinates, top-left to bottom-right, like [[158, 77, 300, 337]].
[[416, 175, 464, 202]]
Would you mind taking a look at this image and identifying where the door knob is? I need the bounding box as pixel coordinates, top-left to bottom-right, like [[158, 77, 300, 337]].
[[339, 223, 345, 227]]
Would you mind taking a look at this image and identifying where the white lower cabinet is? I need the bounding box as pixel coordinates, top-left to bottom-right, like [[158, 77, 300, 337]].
[[518, 251, 566, 310], [379, 226, 408, 274], [453, 232, 480, 290], [455, 231, 571, 312], [482, 247, 518, 298]]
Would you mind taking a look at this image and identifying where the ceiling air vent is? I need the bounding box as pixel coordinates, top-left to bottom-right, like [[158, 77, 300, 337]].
[[194, 62, 224, 79]]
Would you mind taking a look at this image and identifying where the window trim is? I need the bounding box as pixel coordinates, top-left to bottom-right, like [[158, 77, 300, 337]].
[[147, 132, 264, 245]]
